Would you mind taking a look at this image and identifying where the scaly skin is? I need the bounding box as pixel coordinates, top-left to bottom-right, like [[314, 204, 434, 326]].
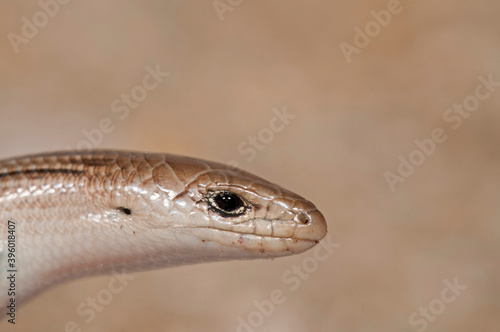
[[0, 150, 327, 318]]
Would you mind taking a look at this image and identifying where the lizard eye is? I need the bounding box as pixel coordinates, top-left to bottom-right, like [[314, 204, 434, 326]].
[[207, 191, 248, 217]]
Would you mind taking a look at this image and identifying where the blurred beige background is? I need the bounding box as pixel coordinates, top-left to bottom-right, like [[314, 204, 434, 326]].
[[1, 0, 499, 331]]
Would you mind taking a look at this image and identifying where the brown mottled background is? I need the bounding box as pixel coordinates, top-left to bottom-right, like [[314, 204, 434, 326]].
[[1, 1, 499, 331]]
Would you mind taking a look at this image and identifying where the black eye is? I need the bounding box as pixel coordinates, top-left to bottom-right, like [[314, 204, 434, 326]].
[[207, 191, 247, 217]]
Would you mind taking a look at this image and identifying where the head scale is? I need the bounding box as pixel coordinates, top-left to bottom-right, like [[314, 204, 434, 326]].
[[146, 154, 327, 262]]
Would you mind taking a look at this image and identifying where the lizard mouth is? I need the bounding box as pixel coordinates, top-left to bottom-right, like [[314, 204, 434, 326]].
[[168, 224, 320, 241], [153, 224, 323, 254], [193, 227, 321, 254]]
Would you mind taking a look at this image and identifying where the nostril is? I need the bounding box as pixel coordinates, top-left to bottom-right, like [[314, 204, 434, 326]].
[[296, 213, 310, 225], [292, 209, 327, 241]]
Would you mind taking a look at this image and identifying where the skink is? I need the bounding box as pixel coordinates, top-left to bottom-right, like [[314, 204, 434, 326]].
[[0, 150, 327, 317]]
